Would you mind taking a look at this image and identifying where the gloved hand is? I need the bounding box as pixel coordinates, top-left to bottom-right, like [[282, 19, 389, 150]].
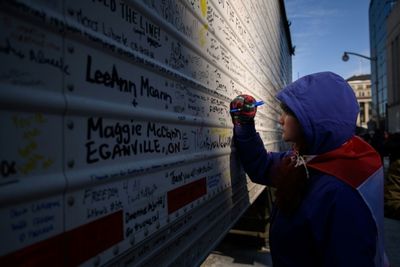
[[230, 94, 257, 125]]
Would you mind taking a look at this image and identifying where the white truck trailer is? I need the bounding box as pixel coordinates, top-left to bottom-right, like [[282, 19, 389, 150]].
[[0, 0, 293, 266]]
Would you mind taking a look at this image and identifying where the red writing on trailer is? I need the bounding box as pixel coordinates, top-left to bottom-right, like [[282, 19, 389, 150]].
[[167, 177, 207, 214], [0, 211, 123, 267]]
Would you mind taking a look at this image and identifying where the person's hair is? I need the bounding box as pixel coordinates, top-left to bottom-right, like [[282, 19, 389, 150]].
[[280, 102, 309, 153], [280, 102, 297, 118], [272, 156, 309, 216], [273, 104, 309, 215]]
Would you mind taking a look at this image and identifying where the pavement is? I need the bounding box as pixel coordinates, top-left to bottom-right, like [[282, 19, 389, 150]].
[[384, 217, 400, 267], [202, 217, 400, 267], [201, 232, 273, 267]]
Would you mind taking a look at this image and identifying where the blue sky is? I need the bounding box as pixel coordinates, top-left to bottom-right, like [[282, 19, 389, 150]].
[[284, 0, 371, 81]]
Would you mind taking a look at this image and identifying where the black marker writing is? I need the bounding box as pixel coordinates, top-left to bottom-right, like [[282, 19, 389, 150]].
[[85, 55, 137, 95], [140, 76, 172, 104], [87, 117, 142, 144], [0, 39, 25, 59], [29, 49, 70, 75], [1, 160, 17, 178]]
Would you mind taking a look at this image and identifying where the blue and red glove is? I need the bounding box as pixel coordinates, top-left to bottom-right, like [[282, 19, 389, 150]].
[[230, 94, 257, 125]]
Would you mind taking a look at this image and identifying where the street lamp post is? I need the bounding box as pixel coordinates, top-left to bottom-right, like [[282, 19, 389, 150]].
[[342, 51, 380, 129]]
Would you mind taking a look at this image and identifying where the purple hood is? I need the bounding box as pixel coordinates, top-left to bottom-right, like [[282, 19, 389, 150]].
[[276, 71, 359, 155]]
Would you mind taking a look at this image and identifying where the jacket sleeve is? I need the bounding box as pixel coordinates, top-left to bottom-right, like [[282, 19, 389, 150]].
[[233, 124, 287, 186]]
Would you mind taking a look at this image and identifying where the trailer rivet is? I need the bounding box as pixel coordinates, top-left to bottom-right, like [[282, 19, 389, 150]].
[[67, 196, 74, 206], [113, 245, 119, 255], [67, 121, 74, 130], [67, 160, 74, 168], [130, 236, 135, 245], [93, 256, 100, 267]]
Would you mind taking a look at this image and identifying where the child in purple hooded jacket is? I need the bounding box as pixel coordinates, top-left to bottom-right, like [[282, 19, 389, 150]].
[[230, 72, 388, 267]]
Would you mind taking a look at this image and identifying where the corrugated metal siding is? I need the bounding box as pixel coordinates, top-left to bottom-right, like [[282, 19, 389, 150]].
[[0, 0, 291, 266]]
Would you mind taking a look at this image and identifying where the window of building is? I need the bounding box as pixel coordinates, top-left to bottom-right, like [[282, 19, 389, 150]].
[[360, 102, 365, 123], [392, 36, 400, 104]]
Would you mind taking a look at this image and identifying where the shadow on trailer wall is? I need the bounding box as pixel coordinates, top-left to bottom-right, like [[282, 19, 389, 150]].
[[0, 0, 292, 266]]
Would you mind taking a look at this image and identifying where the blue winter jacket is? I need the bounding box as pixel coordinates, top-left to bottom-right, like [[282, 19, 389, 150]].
[[234, 72, 379, 267]]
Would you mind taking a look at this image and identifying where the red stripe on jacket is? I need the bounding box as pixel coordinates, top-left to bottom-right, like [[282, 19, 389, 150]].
[[307, 136, 382, 188]]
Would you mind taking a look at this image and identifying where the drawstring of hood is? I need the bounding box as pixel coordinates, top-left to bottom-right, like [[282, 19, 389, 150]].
[[290, 149, 316, 179]]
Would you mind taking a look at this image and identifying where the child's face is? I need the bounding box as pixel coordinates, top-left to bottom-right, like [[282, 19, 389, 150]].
[[279, 112, 303, 144]]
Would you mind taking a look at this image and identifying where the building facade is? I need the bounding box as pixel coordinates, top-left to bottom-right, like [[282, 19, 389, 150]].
[[347, 75, 372, 129], [387, 1, 400, 132], [369, 0, 398, 129]]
